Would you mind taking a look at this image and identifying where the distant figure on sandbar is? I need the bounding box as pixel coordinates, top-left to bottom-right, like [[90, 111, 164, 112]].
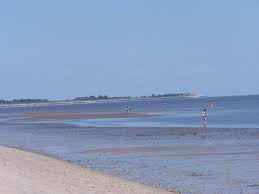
[[208, 100, 214, 108], [201, 108, 207, 128], [162, 102, 167, 106]]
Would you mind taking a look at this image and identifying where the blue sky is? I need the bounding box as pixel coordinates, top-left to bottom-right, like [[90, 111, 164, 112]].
[[0, 0, 258, 100]]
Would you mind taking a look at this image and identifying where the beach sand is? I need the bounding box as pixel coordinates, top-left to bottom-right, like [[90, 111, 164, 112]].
[[0, 146, 175, 194]]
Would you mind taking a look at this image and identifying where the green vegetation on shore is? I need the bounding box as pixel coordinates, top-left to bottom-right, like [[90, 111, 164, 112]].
[[0, 99, 48, 104], [73, 93, 195, 101], [141, 93, 195, 98], [0, 93, 195, 105], [74, 95, 130, 101]]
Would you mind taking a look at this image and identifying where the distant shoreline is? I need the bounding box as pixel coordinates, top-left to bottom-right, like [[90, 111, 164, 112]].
[[1, 94, 259, 109], [0, 95, 199, 109]]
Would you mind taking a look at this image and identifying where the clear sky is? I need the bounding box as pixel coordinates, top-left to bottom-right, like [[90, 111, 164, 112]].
[[0, 0, 258, 100]]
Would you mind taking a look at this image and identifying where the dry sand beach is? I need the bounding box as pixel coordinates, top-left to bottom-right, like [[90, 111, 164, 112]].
[[0, 146, 175, 194]]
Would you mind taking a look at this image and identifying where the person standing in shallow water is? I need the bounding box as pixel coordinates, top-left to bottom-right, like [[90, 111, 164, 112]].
[[125, 105, 132, 112], [201, 108, 207, 128]]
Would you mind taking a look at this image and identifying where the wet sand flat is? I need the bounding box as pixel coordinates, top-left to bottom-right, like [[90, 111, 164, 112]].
[[0, 122, 259, 194], [0, 146, 174, 194], [84, 146, 209, 154], [83, 146, 259, 156]]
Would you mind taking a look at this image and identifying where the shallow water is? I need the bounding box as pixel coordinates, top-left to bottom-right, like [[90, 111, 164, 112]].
[[1, 95, 259, 128], [0, 95, 259, 194], [0, 124, 258, 194]]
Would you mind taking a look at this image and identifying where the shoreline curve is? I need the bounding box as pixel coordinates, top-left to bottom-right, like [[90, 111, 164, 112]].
[[0, 146, 177, 194]]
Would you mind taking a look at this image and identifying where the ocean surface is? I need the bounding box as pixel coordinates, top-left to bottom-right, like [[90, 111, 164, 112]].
[[1, 95, 259, 128], [0, 95, 259, 194]]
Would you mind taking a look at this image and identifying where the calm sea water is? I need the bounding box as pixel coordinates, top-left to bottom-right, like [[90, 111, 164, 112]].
[[1, 95, 259, 128], [0, 95, 259, 194]]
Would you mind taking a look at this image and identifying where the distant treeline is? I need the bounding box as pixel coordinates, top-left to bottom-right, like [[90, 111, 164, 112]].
[[141, 93, 195, 98], [74, 93, 194, 101], [74, 95, 130, 101], [0, 93, 195, 104], [0, 99, 48, 104]]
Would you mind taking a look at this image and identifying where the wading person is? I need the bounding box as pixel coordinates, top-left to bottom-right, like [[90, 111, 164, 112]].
[[201, 108, 207, 128]]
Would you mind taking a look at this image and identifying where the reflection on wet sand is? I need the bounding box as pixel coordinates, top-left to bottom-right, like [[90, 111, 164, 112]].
[[84, 146, 204, 154], [160, 151, 258, 157]]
